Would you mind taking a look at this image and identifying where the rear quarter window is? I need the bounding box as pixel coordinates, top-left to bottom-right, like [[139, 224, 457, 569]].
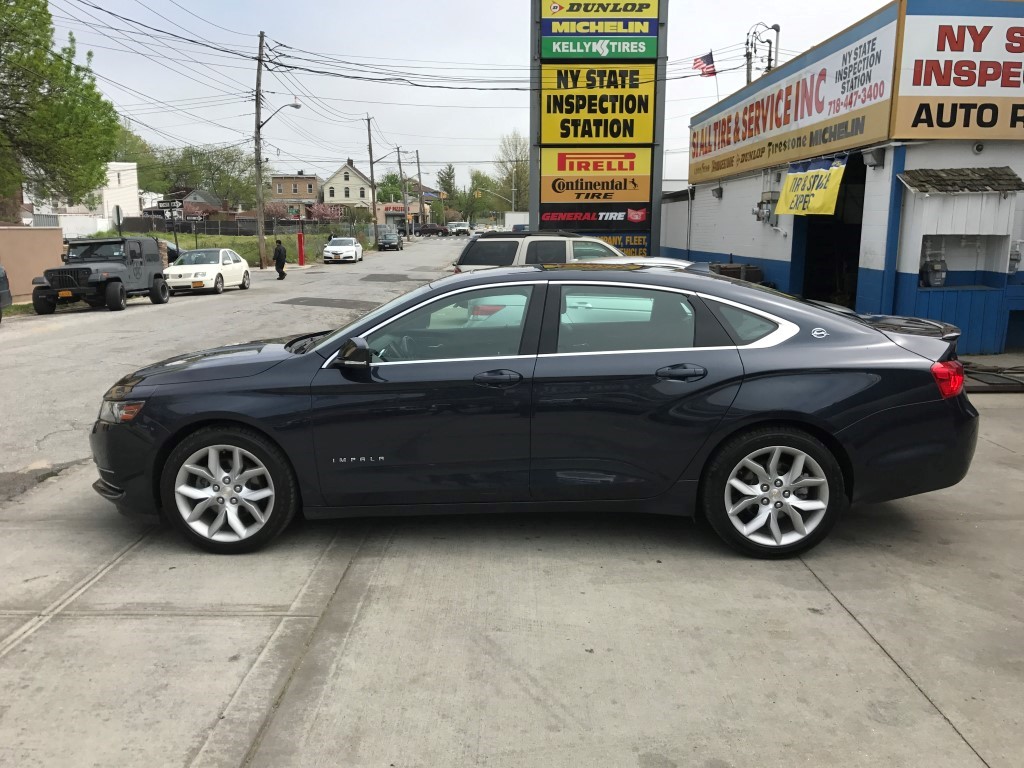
[[713, 303, 778, 344], [457, 240, 519, 266]]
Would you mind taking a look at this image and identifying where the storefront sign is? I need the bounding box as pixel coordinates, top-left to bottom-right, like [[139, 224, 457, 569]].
[[539, 202, 651, 230], [776, 157, 848, 215], [540, 147, 652, 203], [594, 231, 651, 257], [893, 0, 1024, 139], [541, 64, 656, 143], [689, 6, 897, 183], [540, 15, 657, 59]]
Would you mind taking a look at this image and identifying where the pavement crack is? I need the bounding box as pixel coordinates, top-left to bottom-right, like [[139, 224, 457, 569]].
[[799, 557, 993, 768]]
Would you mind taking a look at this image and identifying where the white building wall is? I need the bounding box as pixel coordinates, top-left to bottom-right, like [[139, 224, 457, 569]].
[[660, 197, 689, 256], [859, 148, 895, 272], [100, 162, 140, 218], [688, 170, 793, 263]]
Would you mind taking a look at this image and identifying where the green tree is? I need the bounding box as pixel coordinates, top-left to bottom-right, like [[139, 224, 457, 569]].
[[494, 130, 529, 212], [375, 171, 403, 203], [111, 121, 168, 193], [436, 163, 457, 201], [0, 0, 119, 221]]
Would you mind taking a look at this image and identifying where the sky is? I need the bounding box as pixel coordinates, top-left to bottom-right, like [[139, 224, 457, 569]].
[[49, 0, 892, 188]]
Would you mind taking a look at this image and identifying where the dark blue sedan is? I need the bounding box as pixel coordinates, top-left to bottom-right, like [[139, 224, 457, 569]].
[[90, 264, 978, 557]]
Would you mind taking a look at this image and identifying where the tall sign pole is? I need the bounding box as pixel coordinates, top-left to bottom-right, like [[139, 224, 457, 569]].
[[366, 115, 379, 250], [531, 0, 663, 258], [415, 150, 426, 226], [254, 31, 268, 269]]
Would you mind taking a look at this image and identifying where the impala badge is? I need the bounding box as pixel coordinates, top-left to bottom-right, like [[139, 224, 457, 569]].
[[332, 456, 385, 465]]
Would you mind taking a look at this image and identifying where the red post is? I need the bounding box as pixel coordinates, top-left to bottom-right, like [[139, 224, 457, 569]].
[[297, 232, 305, 266]]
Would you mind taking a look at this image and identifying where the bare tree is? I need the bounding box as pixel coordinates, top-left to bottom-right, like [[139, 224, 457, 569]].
[[494, 130, 530, 212]]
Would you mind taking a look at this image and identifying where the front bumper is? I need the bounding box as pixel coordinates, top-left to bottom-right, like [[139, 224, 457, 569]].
[[324, 252, 359, 262], [90, 418, 164, 520], [35, 285, 102, 302], [165, 276, 214, 290]]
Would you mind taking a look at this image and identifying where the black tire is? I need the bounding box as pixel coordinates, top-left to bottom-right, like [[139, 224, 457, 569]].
[[700, 426, 847, 558], [32, 289, 56, 315], [213, 274, 224, 294], [149, 278, 169, 304], [240, 271, 250, 290], [160, 426, 300, 554], [105, 282, 127, 311]]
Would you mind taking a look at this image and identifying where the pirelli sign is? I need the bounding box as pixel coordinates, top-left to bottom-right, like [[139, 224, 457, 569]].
[[532, 0, 665, 257], [542, 148, 651, 202]]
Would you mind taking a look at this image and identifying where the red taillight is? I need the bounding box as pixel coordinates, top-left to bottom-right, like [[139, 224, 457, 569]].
[[931, 360, 965, 399], [471, 304, 505, 317]]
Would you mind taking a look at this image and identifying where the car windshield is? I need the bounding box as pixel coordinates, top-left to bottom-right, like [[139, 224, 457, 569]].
[[174, 250, 220, 266], [67, 242, 126, 261], [329, 238, 356, 247], [313, 283, 435, 353], [381, 234, 398, 241]]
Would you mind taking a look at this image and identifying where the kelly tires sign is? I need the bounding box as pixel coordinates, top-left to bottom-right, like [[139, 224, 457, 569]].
[[893, 0, 1024, 139]]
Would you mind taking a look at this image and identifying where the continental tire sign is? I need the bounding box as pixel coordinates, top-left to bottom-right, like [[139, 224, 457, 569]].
[[541, 147, 652, 202]]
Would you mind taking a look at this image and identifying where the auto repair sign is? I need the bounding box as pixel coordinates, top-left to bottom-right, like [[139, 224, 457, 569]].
[[541, 147, 652, 203], [541, 1, 658, 60], [893, 0, 1024, 139]]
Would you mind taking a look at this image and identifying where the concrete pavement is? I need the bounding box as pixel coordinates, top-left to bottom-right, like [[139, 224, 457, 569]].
[[0, 238, 1021, 767]]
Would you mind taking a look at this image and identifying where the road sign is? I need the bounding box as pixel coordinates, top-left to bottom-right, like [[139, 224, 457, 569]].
[[113, 205, 124, 227], [157, 200, 184, 210], [185, 214, 203, 222]]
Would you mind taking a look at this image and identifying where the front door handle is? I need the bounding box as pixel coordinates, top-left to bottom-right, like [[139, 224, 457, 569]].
[[656, 363, 708, 382], [473, 369, 523, 389]]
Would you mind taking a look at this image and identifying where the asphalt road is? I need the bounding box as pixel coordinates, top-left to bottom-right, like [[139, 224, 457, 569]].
[[0, 238, 1022, 767]]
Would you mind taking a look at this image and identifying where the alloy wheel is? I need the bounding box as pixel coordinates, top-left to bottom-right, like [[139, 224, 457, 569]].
[[173, 445, 275, 543], [723, 445, 829, 547]]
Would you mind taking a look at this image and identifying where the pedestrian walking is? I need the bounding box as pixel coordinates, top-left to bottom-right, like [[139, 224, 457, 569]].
[[273, 239, 287, 280]]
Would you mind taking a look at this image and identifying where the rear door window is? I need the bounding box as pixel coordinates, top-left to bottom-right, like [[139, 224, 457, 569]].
[[711, 302, 779, 344], [457, 240, 519, 267], [557, 285, 696, 353], [525, 240, 567, 264], [571, 241, 618, 261]]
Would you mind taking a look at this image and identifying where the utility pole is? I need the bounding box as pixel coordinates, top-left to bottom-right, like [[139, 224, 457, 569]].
[[396, 147, 411, 234], [254, 31, 267, 269], [745, 36, 753, 85], [366, 115, 378, 250], [415, 150, 426, 226]]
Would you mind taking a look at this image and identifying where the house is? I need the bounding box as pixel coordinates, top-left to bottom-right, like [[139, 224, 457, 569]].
[[268, 171, 322, 219], [322, 160, 373, 211], [23, 161, 140, 235]]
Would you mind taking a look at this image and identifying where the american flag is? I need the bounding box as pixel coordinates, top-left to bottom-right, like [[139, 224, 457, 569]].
[[693, 51, 717, 77]]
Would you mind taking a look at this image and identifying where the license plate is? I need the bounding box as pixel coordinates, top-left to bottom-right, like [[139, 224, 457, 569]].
[[191, 281, 204, 288], [58, 290, 72, 298]]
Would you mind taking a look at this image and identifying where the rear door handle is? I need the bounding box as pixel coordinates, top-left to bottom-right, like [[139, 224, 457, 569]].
[[656, 364, 708, 382], [473, 369, 523, 388]]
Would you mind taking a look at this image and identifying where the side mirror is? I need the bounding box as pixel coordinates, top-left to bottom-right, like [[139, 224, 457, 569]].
[[334, 337, 371, 369]]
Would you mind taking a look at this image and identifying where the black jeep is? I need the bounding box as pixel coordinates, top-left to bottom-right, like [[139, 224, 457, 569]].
[[32, 237, 170, 314]]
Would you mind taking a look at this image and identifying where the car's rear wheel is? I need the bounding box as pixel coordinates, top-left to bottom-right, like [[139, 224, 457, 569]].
[[105, 282, 126, 311], [701, 427, 846, 558], [32, 289, 57, 315], [149, 278, 169, 304], [240, 271, 250, 289], [213, 274, 224, 294], [161, 427, 299, 554]]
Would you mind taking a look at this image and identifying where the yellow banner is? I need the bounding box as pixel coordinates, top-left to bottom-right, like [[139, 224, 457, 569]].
[[776, 158, 848, 216], [541, 64, 655, 144], [542, 1, 658, 20]]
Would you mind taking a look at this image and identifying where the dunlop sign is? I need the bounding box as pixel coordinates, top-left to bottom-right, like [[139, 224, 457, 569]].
[[541, 64, 655, 143], [541, 147, 652, 203], [542, 2, 659, 20]]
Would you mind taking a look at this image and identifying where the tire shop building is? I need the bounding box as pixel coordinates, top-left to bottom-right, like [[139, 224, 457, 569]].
[[663, 0, 1024, 354]]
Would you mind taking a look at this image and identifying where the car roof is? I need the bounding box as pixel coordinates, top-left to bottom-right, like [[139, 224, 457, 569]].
[[475, 230, 583, 239]]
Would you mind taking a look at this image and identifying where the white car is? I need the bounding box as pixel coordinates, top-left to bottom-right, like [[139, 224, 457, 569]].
[[323, 237, 363, 263], [164, 248, 250, 294]]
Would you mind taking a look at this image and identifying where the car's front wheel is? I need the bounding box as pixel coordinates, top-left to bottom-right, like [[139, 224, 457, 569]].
[[149, 278, 169, 304], [701, 427, 846, 558], [213, 274, 224, 294], [160, 426, 299, 554], [105, 282, 127, 311], [32, 289, 57, 315]]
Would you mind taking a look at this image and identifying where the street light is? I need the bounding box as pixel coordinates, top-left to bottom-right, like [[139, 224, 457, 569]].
[[255, 98, 301, 269]]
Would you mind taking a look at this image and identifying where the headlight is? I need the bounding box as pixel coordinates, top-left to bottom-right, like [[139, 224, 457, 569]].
[[194, 272, 207, 277], [98, 400, 145, 424], [104, 377, 141, 401]]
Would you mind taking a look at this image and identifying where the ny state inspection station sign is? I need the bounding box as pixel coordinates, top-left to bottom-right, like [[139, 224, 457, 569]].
[[541, 64, 656, 142], [542, 1, 658, 60]]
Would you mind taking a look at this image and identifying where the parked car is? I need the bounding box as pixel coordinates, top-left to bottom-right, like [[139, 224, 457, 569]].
[[31, 236, 169, 314], [448, 221, 471, 236], [418, 224, 450, 237], [90, 264, 977, 557], [453, 230, 627, 273], [164, 249, 250, 294], [323, 237, 363, 263], [396, 225, 418, 237], [0, 263, 12, 323], [379, 232, 404, 252]]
